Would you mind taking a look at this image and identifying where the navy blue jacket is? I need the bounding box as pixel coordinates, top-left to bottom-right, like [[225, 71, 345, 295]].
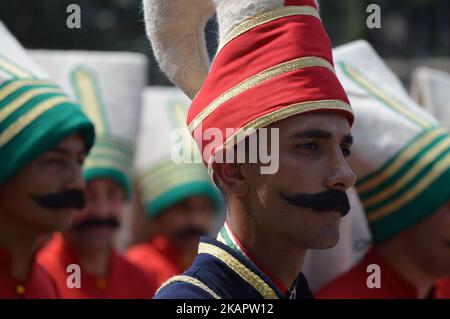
[[154, 237, 314, 299]]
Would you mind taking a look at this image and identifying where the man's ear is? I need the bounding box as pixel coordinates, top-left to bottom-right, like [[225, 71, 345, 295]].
[[212, 161, 248, 197]]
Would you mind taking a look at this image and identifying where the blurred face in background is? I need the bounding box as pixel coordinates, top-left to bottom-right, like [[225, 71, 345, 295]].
[[153, 195, 215, 252], [0, 133, 87, 235], [399, 200, 450, 278], [64, 178, 124, 252]]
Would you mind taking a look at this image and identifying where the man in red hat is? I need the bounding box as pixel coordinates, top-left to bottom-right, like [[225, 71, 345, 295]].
[[144, 0, 356, 299]]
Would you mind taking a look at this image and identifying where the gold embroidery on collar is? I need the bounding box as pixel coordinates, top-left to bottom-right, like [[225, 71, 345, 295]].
[[156, 275, 221, 299], [198, 242, 278, 299]]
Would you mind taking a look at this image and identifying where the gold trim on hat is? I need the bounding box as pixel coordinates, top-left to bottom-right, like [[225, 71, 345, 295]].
[[0, 87, 63, 123], [367, 152, 450, 222], [71, 67, 110, 135], [206, 99, 352, 176], [0, 54, 34, 78], [83, 157, 131, 176], [156, 275, 221, 299], [0, 79, 54, 101], [362, 136, 450, 209], [342, 63, 433, 129], [189, 56, 335, 133], [198, 242, 279, 299], [356, 127, 448, 194], [218, 5, 320, 52], [0, 96, 69, 148]]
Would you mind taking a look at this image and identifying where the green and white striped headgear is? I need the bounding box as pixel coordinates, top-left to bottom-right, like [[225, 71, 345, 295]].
[[0, 22, 95, 185], [30, 50, 147, 198], [134, 87, 223, 218], [333, 41, 450, 243]]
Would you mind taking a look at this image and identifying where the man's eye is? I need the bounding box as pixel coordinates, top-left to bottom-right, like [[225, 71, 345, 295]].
[[341, 146, 352, 157], [44, 158, 66, 168], [297, 143, 318, 150], [78, 154, 86, 165]]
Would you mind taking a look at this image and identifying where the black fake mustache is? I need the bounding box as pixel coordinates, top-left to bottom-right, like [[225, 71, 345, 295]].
[[31, 190, 85, 210], [279, 189, 350, 216], [174, 226, 208, 239], [71, 217, 120, 232]]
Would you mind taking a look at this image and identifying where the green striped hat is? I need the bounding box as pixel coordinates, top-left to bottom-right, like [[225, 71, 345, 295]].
[[30, 50, 148, 199], [333, 41, 450, 243], [134, 87, 223, 218], [0, 22, 95, 185]]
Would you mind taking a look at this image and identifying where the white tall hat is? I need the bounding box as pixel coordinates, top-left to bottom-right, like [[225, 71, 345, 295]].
[[333, 40, 450, 243], [411, 67, 450, 129], [134, 86, 222, 218], [0, 22, 95, 185], [30, 50, 148, 198]]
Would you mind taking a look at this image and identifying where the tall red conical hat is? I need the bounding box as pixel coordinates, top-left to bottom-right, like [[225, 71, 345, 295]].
[[144, 0, 353, 172]]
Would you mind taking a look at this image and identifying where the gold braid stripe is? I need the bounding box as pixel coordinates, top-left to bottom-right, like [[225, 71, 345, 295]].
[[188, 56, 335, 133], [219, 5, 320, 52], [156, 275, 221, 299], [363, 137, 450, 208], [72, 68, 108, 135], [83, 158, 131, 176], [0, 96, 69, 148], [0, 87, 63, 122], [0, 80, 55, 101], [343, 64, 432, 129], [140, 161, 208, 187], [198, 242, 279, 299], [0, 55, 33, 78], [207, 99, 352, 176], [141, 169, 210, 202], [356, 128, 448, 194], [368, 152, 450, 222]]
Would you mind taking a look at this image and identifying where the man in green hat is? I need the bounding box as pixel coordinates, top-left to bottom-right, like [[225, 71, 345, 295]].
[[33, 50, 158, 298], [127, 87, 222, 290], [0, 22, 95, 298], [317, 41, 450, 299]]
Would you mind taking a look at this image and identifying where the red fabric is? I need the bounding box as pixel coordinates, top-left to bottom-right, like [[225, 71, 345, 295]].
[[195, 67, 350, 161], [187, 7, 352, 166], [37, 234, 157, 299], [317, 246, 448, 299], [284, 0, 317, 8], [435, 278, 450, 298], [0, 248, 59, 299], [126, 235, 183, 289]]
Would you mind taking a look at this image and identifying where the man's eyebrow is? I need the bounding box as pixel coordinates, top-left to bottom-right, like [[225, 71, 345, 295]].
[[342, 134, 353, 144], [291, 129, 332, 139], [47, 146, 69, 156]]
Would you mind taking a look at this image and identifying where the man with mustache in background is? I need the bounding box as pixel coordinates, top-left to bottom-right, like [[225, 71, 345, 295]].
[[0, 23, 95, 298], [317, 41, 450, 299], [35, 51, 157, 298], [127, 87, 222, 290], [144, 0, 356, 299]]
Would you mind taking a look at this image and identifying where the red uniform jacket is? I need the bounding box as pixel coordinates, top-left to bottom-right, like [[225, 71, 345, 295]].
[[37, 235, 157, 298], [317, 246, 449, 299], [126, 235, 183, 289], [0, 248, 59, 299]]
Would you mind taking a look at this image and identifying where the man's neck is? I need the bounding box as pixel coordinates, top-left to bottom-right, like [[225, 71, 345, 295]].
[[226, 213, 306, 291], [72, 243, 112, 278], [376, 241, 436, 298], [0, 212, 40, 281]]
